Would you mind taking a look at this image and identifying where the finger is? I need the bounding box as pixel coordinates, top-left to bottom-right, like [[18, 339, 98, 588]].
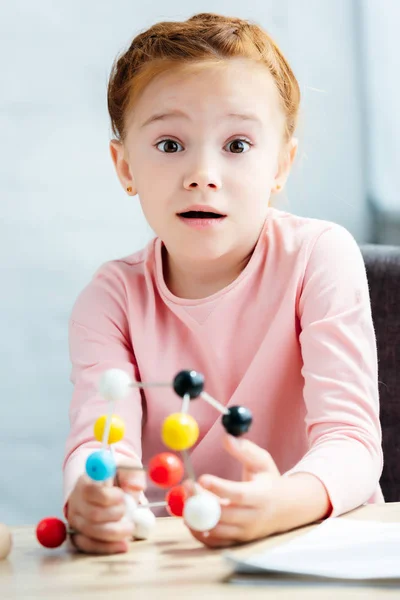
[[181, 479, 199, 496], [222, 435, 280, 475], [182, 479, 231, 506], [71, 534, 129, 555], [70, 514, 134, 543], [186, 527, 230, 548], [207, 522, 243, 540], [201, 538, 235, 549], [79, 501, 126, 524], [117, 467, 147, 493], [197, 476, 255, 506], [189, 524, 242, 548], [219, 504, 257, 526], [83, 483, 126, 508]]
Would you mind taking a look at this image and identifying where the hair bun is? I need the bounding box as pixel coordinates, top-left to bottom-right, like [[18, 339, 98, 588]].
[[188, 13, 221, 23], [188, 12, 243, 26]]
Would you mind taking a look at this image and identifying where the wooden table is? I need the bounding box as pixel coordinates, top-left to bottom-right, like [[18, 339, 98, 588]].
[[1, 503, 399, 599]]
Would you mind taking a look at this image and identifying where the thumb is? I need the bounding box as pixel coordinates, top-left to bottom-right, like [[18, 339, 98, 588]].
[[116, 464, 147, 493], [223, 435, 280, 476]]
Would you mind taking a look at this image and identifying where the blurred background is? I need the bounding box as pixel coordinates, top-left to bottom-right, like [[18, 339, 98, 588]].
[[1, 0, 399, 525]]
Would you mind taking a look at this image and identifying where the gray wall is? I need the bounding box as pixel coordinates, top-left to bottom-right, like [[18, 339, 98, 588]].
[[360, 0, 400, 213], [359, 0, 400, 244], [1, 0, 371, 525]]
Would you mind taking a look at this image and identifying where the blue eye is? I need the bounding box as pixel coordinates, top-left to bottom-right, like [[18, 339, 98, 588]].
[[156, 139, 184, 153], [225, 139, 252, 153]]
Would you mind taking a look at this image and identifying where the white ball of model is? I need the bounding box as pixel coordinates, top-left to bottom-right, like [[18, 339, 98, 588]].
[[124, 493, 156, 540], [99, 369, 131, 403], [183, 493, 221, 532]]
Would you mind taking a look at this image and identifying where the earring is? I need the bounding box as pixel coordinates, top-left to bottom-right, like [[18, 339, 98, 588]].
[[275, 185, 281, 192], [126, 186, 132, 194]]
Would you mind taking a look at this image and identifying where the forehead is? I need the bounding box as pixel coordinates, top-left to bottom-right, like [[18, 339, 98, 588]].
[[127, 58, 284, 130]]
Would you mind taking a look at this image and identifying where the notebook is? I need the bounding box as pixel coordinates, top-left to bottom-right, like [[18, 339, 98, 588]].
[[225, 518, 400, 583]]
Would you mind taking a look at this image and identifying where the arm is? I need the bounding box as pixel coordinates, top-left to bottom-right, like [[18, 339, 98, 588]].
[[63, 262, 144, 506], [284, 224, 383, 517], [273, 472, 331, 533], [192, 225, 383, 548]]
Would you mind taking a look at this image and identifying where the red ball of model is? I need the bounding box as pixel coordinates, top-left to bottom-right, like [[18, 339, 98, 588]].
[[148, 452, 184, 488], [36, 517, 67, 548], [166, 484, 188, 517]]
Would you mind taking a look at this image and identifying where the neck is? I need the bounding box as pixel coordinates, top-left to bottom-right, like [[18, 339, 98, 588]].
[[162, 243, 256, 300]]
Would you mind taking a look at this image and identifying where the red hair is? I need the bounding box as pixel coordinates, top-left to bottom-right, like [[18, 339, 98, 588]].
[[107, 13, 300, 142]]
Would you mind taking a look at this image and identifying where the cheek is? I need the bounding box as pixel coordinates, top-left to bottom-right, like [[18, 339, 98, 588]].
[[233, 149, 277, 181], [135, 154, 180, 190], [233, 162, 274, 195], [133, 161, 173, 199]]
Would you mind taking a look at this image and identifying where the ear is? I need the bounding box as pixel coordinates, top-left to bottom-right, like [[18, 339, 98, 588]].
[[109, 139, 138, 196], [272, 137, 298, 194]]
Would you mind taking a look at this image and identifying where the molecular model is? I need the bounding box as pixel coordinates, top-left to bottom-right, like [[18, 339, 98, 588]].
[[36, 369, 253, 549]]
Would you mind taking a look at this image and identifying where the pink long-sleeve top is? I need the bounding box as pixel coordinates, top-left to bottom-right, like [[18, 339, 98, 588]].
[[63, 208, 384, 517]]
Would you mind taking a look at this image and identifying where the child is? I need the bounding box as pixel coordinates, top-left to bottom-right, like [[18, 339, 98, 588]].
[[63, 12, 383, 554]]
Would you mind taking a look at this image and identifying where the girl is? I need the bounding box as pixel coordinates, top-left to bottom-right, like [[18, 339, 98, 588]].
[[64, 12, 383, 554]]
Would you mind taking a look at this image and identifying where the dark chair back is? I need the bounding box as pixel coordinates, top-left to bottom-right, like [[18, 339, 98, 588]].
[[361, 245, 400, 502]]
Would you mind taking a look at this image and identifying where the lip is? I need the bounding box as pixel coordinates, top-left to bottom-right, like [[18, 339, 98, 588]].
[[177, 214, 227, 230]]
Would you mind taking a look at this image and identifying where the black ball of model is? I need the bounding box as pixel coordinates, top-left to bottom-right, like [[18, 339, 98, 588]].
[[222, 406, 253, 437], [173, 370, 205, 399]]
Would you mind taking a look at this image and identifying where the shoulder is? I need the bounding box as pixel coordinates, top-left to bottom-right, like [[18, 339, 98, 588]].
[[265, 207, 362, 268], [266, 207, 353, 247], [94, 243, 152, 283], [267, 212, 371, 320], [70, 239, 156, 329]]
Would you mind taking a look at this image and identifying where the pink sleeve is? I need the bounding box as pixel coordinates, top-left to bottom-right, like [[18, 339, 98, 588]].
[[62, 263, 143, 505], [286, 225, 383, 516]]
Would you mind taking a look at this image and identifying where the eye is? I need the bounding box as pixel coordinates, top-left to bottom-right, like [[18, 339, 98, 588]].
[[225, 138, 252, 154], [156, 139, 184, 153]]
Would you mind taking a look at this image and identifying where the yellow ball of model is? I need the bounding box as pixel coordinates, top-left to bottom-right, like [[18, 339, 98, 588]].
[[94, 415, 125, 444], [162, 413, 199, 451]]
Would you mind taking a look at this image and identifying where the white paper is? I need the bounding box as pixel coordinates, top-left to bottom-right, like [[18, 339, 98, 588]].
[[225, 518, 400, 580]]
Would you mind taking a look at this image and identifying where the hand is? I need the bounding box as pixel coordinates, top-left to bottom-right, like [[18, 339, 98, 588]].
[[67, 463, 146, 554], [116, 462, 147, 505], [186, 435, 282, 548]]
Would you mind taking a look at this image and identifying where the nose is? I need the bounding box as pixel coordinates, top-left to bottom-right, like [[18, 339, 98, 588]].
[[183, 158, 222, 191]]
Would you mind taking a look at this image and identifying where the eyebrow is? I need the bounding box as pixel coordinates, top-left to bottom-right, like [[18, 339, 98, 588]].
[[140, 109, 262, 128]]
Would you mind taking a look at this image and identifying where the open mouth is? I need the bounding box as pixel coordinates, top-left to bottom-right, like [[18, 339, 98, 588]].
[[178, 211, 225, 219]]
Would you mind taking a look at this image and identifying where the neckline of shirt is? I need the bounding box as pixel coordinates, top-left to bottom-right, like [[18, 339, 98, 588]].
[[153, 210, 274, 307]]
